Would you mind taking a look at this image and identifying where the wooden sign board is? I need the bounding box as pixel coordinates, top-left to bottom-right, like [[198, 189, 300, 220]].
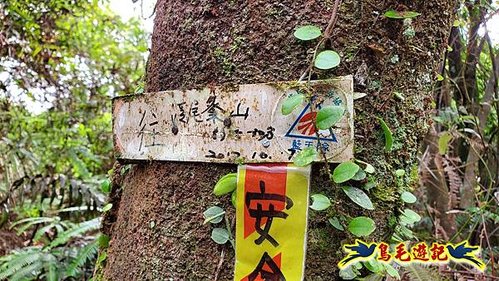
[[113, 76, 354, 163]]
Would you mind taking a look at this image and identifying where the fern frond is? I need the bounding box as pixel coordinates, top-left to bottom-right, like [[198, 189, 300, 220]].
[[49, 217, 100, 248], [66, 241, 99, 277], [9, 260, 43, 281], [404, 264, 446, 281], [0, 248, 42, 280]]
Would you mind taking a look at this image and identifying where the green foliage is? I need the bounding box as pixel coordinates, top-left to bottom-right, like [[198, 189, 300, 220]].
[[203, 206, 225, 224], [281, 93, 305, 115], [437, 131, 453, 155], [332, 161, 360, 183], [384, 10, 421, 19], [213, 173, 237, 196], [328, 217, 344, 231], [293, 25, 322, 41], [314, 50, 341, 70], [400, 191, 416, 204], [293, 146, 317, 167], [377, 117, 393, 152], [211, 228, 230, 245], [399, 209, 421, 226], [310, 194, 331, 211], [315, 105, 345, 130], [342, 186, 374, 210], [348, 216, 375, 237], [0, 0, 147, 279]]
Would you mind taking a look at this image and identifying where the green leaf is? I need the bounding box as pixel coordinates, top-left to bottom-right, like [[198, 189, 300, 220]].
[[400, 209, 421, 225], [332, 161, 360, 183], [315, 105, 345, 130], [363, 163, 375, 174], [293, 146, 317, 167], [203, 206, 225, 224], [348, 216, 376, 237], [378, 117, 393, 152], [364, 181, 376, 191], [395, 169, 405, 177], [384, 263, 401, 279], [384, 10, 421, 19], [310, 194, 331, 211], [339, 266, 357, 280], [328, 217, 344, 231], [351, 169, 366, 181], [342, 186, 374, 210], [438, 131, 452, 155], [401, 191, 417, 204], [101, 203, 113, 212], [213, 173, 237, 196], [231, 190, 237, 207], [211, 228, 230, 244], [314, 50, 341, 70], [364, 260, 383, 273], [436, 73, 445, 81], [293, 25, 322, 41], [281, 93, 305, 115], [101, 179, 110, 193]]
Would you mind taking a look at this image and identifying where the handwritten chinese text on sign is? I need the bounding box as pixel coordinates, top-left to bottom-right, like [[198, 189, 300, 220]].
[[234, 164, 310, 281], [113, 77, 354, 163]]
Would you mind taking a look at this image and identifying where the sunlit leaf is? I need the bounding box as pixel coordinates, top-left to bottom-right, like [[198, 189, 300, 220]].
[[281, 93, 305, 115], [316, 105, 345, 130], [378, 117, 393, 152], [293, 146, 317, 167], [310, 194, 331, 211], [332, 161, 360, 183], [384, 10, 421, 19], [213, 173, 237, 196], [401, 191, 417, 204], [314, 50, 341, 70], [294, 25, 322, 41], [348, 216, 376, 237]]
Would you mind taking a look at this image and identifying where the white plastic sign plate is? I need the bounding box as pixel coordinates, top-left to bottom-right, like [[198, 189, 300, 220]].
[[113, 76, 354, 163]]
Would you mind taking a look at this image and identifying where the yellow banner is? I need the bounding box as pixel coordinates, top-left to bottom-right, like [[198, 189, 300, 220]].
[[234, 164, 310, 281]]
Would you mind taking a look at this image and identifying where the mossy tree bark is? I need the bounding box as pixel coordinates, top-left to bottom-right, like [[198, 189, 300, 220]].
[[102, 0, 456, 279]]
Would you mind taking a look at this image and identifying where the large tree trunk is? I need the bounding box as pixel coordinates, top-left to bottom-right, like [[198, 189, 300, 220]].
[[101, 0, 455, 279]]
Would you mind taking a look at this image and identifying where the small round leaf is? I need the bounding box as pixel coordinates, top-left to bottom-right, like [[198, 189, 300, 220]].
[[293, 25, 322, 41], [401, 191, 417, 204], [316, 105, 345, 130], [314, 50, 341, 70], [101, 203, 113, 212], [293, 146, 317, 167], [203, 206, 225, 224], [310, 194, 331, 211], [348, 216, 376, 237], [211, 228, 230, 244], [281, 93, 305, 115], [332, 161, 360, 183]]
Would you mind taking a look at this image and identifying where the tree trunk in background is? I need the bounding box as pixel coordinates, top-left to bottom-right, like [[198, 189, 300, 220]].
[[102, 0, 455, 279]]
